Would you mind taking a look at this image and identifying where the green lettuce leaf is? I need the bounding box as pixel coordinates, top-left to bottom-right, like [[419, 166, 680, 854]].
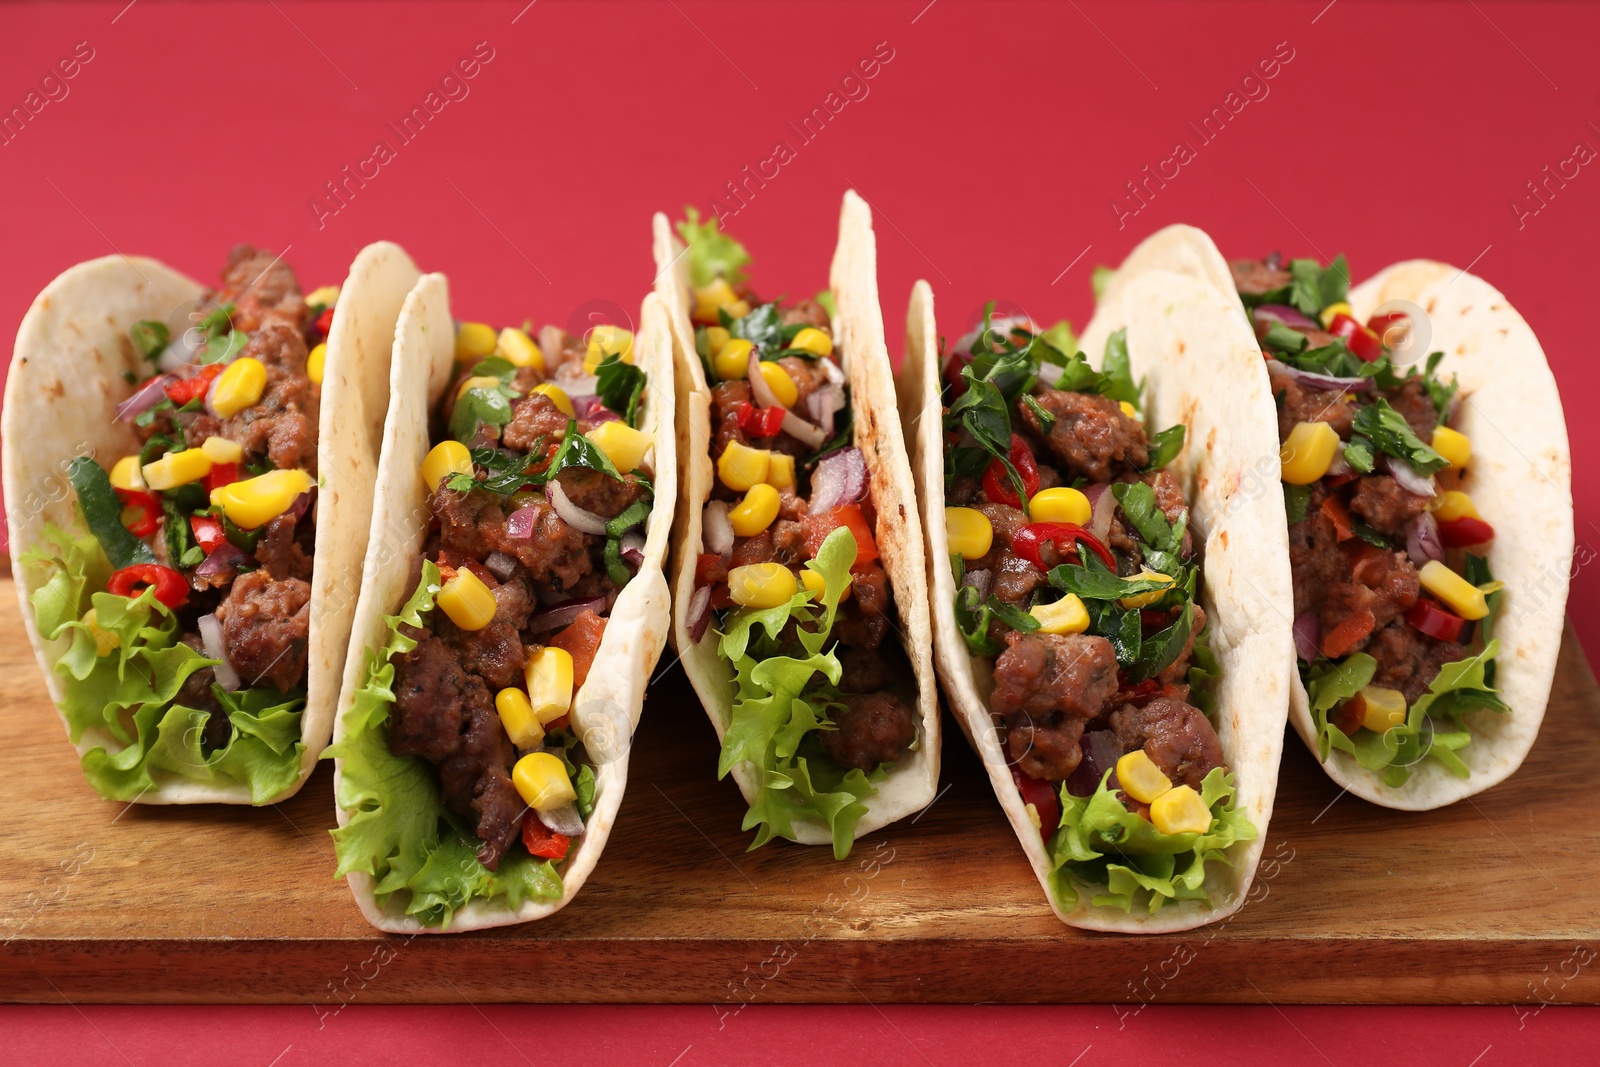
[[678, 207, 751, 288]]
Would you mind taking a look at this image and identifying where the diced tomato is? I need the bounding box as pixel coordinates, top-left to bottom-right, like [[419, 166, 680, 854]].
[[190, 515, 226, 555], [115, 488, 161, 538], [1366, 311, 1408, 343], [1331, 696, 1365, 736], [107, 563, 189, 608], [203, 462, 240, 494], [1328, 313, 1384, 362], [695, 552, 729, 587], [943, 352, 973, 399], [1011, 522, 1117, 572], [163, 363, 223, 406], [1438, 516, 1495, 547], [1406, 598, 1467, 643], [802, 503, 878, 565], [734, 401, 785, 438], [549, 609, 607, 689], [1321, 494, 1354, 542], [1322, 609, 1376, 658], [708, 582, 734, 611], [981, 435, 1040, 508], [314, 307, 335, 337], [520, 812, 571, 861], [1324, 472, 1359, 490], [1114, 677, 1161, 706], [1009, 765, 1061, 845]]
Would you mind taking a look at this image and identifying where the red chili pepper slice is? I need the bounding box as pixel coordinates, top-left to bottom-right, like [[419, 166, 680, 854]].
[[1438, 516, 1495, 547], [981, 435, 1040, 508], [1328, 313, 1384, 362], [733, 401, 786, 438], [115, 488, 161, 538], [1008, 765, 1060, 846], [106, 563, 189, 608], [1366, 311, 1408, 344], [520, 812, 571, 861], [163, 363, 223, 406], [1010, 522, 1117, 572], [190, 515, 226, 555], [1405, 598, 1467, 643], [204, 462, 240, 494]]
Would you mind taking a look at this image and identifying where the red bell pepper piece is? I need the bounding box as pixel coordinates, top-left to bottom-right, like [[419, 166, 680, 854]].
[[313, 307, 335, 338], [520, 812, 571, 861], [1405, 598, 1467, 643], [1011, 522, 1117, 572], [1438, 516, 1495, 547], [1366, 311, 1408, 345], [802, 503, 879, 565], [732, 401, 784, 438], [696, 552, 729, 587], [115, 488, 161, 538], [163, 363, 223, 406], [1322, 608, 1376, 658], [204, 462, 240, 494], [1327, 313, 1384, 362], [1009, 765, 1061, 845], [981, 434, 1040, 508], [1321, 494, 1354, 542], [190, 515, 226, 555], [106, 563, 189, 608]]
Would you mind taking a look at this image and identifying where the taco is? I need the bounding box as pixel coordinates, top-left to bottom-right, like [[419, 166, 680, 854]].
[[5, 242, 420, 804], [1130, 227, 1572, 808], [328, 275, 674, 932], [655, 191, 938, 858], [896, 265, 1292, 930]]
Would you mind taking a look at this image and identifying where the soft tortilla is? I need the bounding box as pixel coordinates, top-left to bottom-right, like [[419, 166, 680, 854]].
[[654, 191, 939, 845], [4, 244, 419, 805], [897, 268, 1292, 932], [330, 278, 675, 932]]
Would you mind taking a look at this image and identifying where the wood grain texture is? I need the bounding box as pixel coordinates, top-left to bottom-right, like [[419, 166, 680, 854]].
[[0, 576, 1595, 1005]]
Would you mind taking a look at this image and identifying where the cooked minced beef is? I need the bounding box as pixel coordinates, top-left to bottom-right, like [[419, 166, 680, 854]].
[[216, 571, 311, 692], [820, 692, 919, 772], [1019, 389, 1149, 482], [1109, 697, 1224, 790], [990, 633, 1120, 782]]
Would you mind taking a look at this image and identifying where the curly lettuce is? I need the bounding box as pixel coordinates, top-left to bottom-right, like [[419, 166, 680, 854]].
[[326, 561, 561, 929], [677, 206, 751, 288], [22, 526, 304, 803], [716, 527, 880, 859], [1048, 767, 1256, 915]]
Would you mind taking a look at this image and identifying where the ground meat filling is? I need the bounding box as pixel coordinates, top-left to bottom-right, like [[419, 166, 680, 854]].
[[990, 633, 1119, 781], [1020, 390, 1148, 482], [216, 571, 311, 693], [1109, 697, 1224, 790]]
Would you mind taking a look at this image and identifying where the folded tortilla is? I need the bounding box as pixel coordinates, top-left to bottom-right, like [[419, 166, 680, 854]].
[[329, 276, 675, 932], [4, 242, 420, 804], [655, 190, 940, 847], [897, 266, 1293, 932]]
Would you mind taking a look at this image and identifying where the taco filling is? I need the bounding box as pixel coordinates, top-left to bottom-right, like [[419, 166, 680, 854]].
[[22, 246, 330, 802], [1232, 253, 1505, 785], [677, 212, 919, 857], [939, 308, 1253, 913], [331, 316, 652, 925]]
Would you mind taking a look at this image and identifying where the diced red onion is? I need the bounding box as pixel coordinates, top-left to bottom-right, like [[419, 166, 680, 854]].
[[687, 585, 713, 643], [561, 374, 599, 398], [287, 490, 313, 522], [747, 351, 782, 409], [1384, 456, 1436, 498], [1263, 251, 1284, 271], [545, 479, 608, 536], [484, 551, 518, 581], [1267, 360, 1374, 394], [582, 404, 621, 426], [1253, 304, 1319, 331], [1064, 730, 1122, 797], [780, 410, 827, 449], [537, 325, 565, 366], [1327, 451, 1352, 478], [620, 530, 645, 568], [1405, 511, 1444, 567], [1293, 611, 1321, 662], [506, 504, 539, 540], [538, 802, 585, 837], [115, 374, 175, 422], [818, 357, 845, 386], [703, 500, 734, 556], [805, 384, 844, 435], [960, 567, 993, 601], [197, 612, 241, 691], [194, 541, 247, 581], [527, 595, 608, 634], [1036, 361, 1064, 387], [1085, 482, 1117, 543], [810, 447, 867, 514]]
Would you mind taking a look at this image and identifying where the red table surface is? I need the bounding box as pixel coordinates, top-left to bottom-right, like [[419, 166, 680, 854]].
[[2, 0, 1597, 1059]]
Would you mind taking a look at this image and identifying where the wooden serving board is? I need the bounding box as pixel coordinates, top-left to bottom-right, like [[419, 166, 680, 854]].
[[2, 575, 1597, 1006]]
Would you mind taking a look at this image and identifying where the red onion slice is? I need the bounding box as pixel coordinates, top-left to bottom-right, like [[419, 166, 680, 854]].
[[810, 447, 867, 514], [747, 351, 783, 409], [1065, 730, 1122, 797], [1326, 451, 1353, 478], [287, 490, 314, 522], [1268, 360, 1374, 394], [115, 374, 176, 422], [194, 541, 247, 581], [818, 357, 845, 386], [1293, 611, 1321, 662], [527, 595, 608, 634], [1253, 304, 1319, 331], [1085, 482, 1117, 543], [197, 613, 241, 691], [484, 551, 518, 581], [703, 500, 734, 556], [780, 410, 827, 450], [546, 479, 608, 536], [620, 530, 645, 568], [506, 504, 539, 540], [686, 585, 713, 644], [1405, 511, 1444, 567], [960, 567, 993, 601], [539, 801, 585, 837], [1384, 457, 1436, 499]]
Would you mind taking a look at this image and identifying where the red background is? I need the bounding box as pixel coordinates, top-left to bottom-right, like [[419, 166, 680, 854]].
[[2, 0, 1596, 1060]]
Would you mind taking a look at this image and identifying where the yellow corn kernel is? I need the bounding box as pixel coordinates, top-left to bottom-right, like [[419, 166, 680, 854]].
[[512, 751, 577, 812], [1432, 426, 1470, 470], [693, 279, 748, 324], [944, 507, 993, 560], [1118, 569, 1176, 609], [1150, 784, 1212, 835], [209, 468, 314, 529], [730, 483, 781, 537], [713, 338, 754, 381], [1358, 685, 1407, 734], [585, 421, 652, 473], [1430, 489, 1479, 523], [584, 325, 634, 373], [306, 342, 327, 385], [305, 285, 340, 308], [436, 567, 497, 631], [1030, 593, 1090, 635], [800, 568, 851, 603], [1118, 400, 1139, 420], [455, 321, 498, 361], [728, 563, 798, 609], [423, 440, 474, 492], [1028, 487, 1091, 526], [758, 361, 799, 408], [200, 435, 243, 464], [456, 374, 503, 400], [1280, 420, 1341, 485], [766, 453, 796, 489], [1116, 749, 1173, 804], [525, 646, 575, 724], [496, 327, 544, 371], [1418, 559, 1488, 621], [532, 382, 575, 417], [211, 357, 267, 418], [789, 327, 833, 358], [703, 326, 731, 358], [142, 448, 213, 491], [718, 441, 770, 491], [81, 608, 119, 656], [109, 454, 146, 492], [1319, 301, 1353, 329], [495, 687, 546, 749]]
